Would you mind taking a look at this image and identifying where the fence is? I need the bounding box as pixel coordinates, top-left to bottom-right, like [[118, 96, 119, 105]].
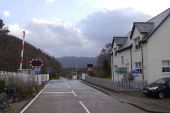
[[0, 71, 33, 82], [85, 75, 147, 92]]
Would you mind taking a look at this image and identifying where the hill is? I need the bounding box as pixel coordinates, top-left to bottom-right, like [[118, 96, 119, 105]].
[[58, 56, 97, 68], [0, 32, 61, 72]]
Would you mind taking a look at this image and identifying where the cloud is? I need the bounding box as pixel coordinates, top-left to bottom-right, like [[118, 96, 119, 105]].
[[45, 0, 56, 3], [8, 23, 29, 38], [78, 8, 151, 46], [8, 8, 152, 57], [25, 18, 97, 57], [3, 10, 11, 17]]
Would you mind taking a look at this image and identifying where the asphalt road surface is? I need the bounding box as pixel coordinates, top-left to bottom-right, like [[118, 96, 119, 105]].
[[21, 78, 147, 113]]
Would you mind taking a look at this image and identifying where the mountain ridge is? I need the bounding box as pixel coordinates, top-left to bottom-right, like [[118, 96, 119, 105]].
[[57, 56, 97, 68]]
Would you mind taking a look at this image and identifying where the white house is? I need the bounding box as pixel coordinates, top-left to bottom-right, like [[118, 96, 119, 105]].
[[111, 8, 170, 83]]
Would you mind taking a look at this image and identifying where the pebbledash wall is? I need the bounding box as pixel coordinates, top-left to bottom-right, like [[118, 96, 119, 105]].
[[111, 8, 170, 83], [0, 71, 49, 85]]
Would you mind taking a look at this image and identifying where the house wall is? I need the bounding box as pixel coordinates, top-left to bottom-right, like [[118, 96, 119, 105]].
[[112, 43, 120, 81], [112, 44, 131, 81], [147, 16, 170, 83], [131, 27, 143, 80], [142, 43, 149, 82]]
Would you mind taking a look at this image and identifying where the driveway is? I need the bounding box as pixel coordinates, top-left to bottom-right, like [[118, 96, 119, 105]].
[[21, 78, 147, 113]]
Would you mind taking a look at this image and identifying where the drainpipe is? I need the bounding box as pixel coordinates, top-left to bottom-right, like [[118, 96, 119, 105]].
[[111, 55, 114, 81], [130, 46, 132, 71], [141, 43, 144, 81]]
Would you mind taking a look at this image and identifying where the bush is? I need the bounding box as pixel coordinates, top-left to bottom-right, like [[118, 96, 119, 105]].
[[6, 77, 41, 100], [87, 70, 96, 77], [49, 71, 59, 80], [0, 80, 5, 93]]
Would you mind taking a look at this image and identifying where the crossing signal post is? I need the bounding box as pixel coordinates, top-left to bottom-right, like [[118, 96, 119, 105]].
[[30, 59, 43, 84], [87, 63, 93, 71], [30, 59, 43, 69]]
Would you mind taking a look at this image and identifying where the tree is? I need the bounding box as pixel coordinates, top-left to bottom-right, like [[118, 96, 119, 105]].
[[0, 19, 4, 29], [97, 43, 112, 67], [102, 59, 111, 78], [96, 43, 112, 78], [0, 19, 9, 34]]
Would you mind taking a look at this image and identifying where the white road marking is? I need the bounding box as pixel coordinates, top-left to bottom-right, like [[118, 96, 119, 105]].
[[42, 92, 73, 94], [79, 101, 90, 113], [20, 83, 49, 113], [72, 90, 77, 97], [63, 79, 71, 88]]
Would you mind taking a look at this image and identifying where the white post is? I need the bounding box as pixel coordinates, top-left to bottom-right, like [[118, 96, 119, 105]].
[[19, 31, 26, 70]]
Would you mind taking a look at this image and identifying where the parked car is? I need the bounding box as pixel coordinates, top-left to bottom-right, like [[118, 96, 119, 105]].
[[142, 77, 170, 99]]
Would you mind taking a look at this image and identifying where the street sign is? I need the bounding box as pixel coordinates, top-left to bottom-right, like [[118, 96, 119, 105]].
[[116, 67, 127, 74], [132, 69, 140, 76], [46, 68, 52, 74], [35, 68, 41, 75]]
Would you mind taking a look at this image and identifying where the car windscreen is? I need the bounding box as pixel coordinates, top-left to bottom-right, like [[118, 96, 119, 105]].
[[154, 78, 167, 84]]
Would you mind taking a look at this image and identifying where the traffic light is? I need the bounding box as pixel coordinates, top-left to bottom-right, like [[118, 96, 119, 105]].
[[30, 59, 43, 69], [87, 63, 93, 68]]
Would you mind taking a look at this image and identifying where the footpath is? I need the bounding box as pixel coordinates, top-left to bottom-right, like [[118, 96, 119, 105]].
[[82, 81, 170, 113]]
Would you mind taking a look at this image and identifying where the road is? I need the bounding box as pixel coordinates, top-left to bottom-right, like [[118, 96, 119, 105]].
[[21, 79, 147, 113]]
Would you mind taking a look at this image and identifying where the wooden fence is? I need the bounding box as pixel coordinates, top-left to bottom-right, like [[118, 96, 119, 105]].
[[85, 75, 147, 92]]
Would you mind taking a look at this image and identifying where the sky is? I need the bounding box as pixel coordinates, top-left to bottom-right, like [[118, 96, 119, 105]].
[[0, 0, 169, 58]]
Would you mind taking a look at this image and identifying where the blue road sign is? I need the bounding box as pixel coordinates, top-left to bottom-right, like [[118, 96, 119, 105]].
[[35, 69, 41, 75], [132, 69, 140, 76]]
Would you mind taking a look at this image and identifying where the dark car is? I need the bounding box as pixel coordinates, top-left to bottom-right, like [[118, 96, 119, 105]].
[[142, 77, 170, 99]]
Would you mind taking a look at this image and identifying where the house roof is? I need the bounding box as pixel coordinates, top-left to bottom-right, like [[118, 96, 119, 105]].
[[130, 22, 154, 39], [112, 37, 127, 47], [117, 44, 132, 52], [135, 22, 154, 34], [112, 36, 133, 52], [141, 8, 170, 42]]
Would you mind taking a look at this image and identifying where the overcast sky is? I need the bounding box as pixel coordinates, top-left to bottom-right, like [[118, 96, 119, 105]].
[[0, 0, 169, 58]]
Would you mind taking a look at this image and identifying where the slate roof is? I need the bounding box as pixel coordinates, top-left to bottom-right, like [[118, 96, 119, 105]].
[[141, 8, 170, 42], [135, 22, 154, 34], [112, 37, 128, 47]]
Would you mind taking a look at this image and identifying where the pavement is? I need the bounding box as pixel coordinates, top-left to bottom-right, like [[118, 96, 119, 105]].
[[82, 80, 170, 113], [20, 78, 148, 113]]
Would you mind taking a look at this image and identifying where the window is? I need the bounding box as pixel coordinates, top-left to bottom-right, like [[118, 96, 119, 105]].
[[134, 37, 140, 50], [114, 47, 117, 56], [162, 60, 170, 72], [135, 62, 142, 74], [114, 52, 117, 56], [114, 65, 118, 73]]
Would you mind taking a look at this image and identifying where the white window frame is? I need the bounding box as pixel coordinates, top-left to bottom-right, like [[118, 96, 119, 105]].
[[162, 60, 170, 72], [134, 37, 141, 50], [114, 65, 118, 73], [135, 62, 142, 74], [114, 47, 118, 56]]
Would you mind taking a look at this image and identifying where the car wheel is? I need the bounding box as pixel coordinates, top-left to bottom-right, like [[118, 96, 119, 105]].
[[158, 92, 164, 99]]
